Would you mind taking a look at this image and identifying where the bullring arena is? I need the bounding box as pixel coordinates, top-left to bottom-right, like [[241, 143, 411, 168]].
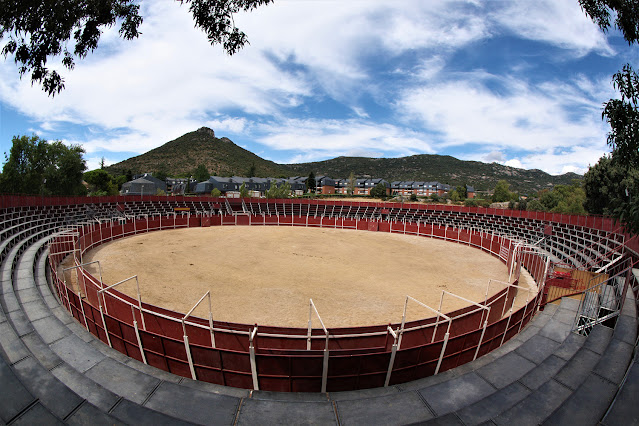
[[1, 195, 638, 424]]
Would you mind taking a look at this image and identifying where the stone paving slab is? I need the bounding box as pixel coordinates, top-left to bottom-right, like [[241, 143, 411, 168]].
[[145, 380, 241, 425], [514, 334, 562, 365], [476, 351, 536, 389], [601, 359, 639, 425], [0, 355, 36, 424], [418, 372, 495, 416], [50, 333, 106, 373], [66, 401, 126, 426], [31, 315, 72, 345], [109, 398, 195, 426], [84, 357, 161, 405], [12, 356, 84, 420], [336, 390, 432, 425], [0, 320, 30, 364], [21, 332, 63, 370], [2, 291, 21, 314], [330, 385, 400, 401], [554, 348, 601, 390], [124, 356, 183, 384], [538, 316, 572, 343], [592, 338, 634, 385], [239, 399, 339, 425], [455, 381, 530, 426], [15, 287, 41, 304], [251, 389, 330, 402], [493, 379, 572, 426], [517, 355, 566, 391], [21, 299, 54, 322], [422, 412, 465, 425], [552, 331, 586, 361], [177, 377, 250, 399], [50, 362, 120, 412], [544, 373, 617, 426], [10, 401, 63, 426], [612, 314, 638, 345], [583, 325, 614, 355], [6, 309, 35, 337]]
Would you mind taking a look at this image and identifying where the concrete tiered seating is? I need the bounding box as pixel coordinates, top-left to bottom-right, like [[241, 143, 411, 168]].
[[0, 200, 637, 424]]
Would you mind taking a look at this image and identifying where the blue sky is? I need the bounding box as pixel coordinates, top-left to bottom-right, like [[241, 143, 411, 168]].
[[1, 0, 637, 175]]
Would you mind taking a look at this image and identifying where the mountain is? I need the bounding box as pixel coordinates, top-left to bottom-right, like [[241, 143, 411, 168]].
[[286, 155, 582, 194], [106, 128, 582, 194], [106, 127, 291, 178]]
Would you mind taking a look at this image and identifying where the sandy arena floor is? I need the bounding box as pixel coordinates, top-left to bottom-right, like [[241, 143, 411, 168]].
[[66, 226, 536, 328]]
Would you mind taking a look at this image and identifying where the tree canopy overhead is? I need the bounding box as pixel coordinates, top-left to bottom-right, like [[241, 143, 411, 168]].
[[0, 134, 87, 195], [0, 0, 273, 95]]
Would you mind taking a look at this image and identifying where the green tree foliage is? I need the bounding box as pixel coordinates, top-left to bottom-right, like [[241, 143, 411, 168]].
[[114, 174, 128, 190], [246, 162, 257, 177], [580, 1, 639, 231], [211, 188, 222, 197], [84, 169, 118, 195], [527, 199, 545, 212], [492, 180, 515, 203], [601, 64, 639, 169], [239, 182, 249, 197], [154, 169, 169, 182], [348, 172, 355, 196], [0, 135, 86, 195], [0, 0, 273, 95], [306, 171, 316, 193], [429, 193, 440, 202], [266, 180, 291, 199], [454, 184, 467, 200], [584, 156, 639, 232], [583, 156, 626, 215], [193, 164, 210, 182], [579, 0, 639, 44], [370, 182, 388, 199], [528, 182, 587, 215]]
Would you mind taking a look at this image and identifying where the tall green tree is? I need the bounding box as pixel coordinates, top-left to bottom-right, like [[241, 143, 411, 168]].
[[348, 172, 356, 196], [0, 0, 274, 95], [306, 171, 316, 193], [492, 180, 514, 203], [0, 135, 86, 195], [370, 182, 388, 199], [239, 182, 249, 197], [84, 169, 118, 195], [580, 0, 639, 232], [266, 180, 291, 199], [246, 162, 257, 177], [193, 164, 210, 182]]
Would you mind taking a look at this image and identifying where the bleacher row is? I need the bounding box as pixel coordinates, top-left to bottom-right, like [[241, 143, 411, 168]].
[[0, 197, 637, 424]]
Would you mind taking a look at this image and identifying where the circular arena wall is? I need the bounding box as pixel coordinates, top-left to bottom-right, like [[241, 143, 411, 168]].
[[40, 197, 570, 392]]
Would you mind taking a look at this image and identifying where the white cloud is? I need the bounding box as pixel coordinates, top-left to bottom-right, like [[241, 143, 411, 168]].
[[396, 73, 609, 155], [508, 146, 608, 175], [492, 0, 614, 56], [483, 150, 505, 163], [256, 118, 434, 163]]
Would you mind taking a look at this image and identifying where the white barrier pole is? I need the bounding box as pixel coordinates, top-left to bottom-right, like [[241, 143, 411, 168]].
[[249, 326, 259, 390], [131, 306, 147, 365]]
